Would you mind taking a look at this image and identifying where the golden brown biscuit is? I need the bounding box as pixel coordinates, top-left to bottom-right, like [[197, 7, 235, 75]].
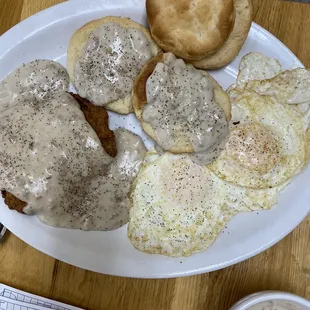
[[132, 53, 231, 153], [146, 0, 235, 61], [2, 93, 117, 214], [190, 0, 253, 69], [67, 16, 161, 114]]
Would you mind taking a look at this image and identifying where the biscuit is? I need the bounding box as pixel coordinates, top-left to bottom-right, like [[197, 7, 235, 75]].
[[190, 0, 253, 69], [146, 0, 235, 61], [132, 53, 231, 153], [67, 16, 161, 114]]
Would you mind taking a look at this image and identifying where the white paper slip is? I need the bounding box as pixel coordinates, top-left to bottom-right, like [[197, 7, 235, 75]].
[[0, 284, 83, 310], [0, 296, 48, 310]]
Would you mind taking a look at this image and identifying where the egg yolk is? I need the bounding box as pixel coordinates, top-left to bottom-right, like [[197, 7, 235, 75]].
[[227, 122, 280, 173]]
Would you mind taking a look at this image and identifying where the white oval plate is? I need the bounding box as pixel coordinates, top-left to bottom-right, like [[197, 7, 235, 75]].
[[0, 0, 309, 278]]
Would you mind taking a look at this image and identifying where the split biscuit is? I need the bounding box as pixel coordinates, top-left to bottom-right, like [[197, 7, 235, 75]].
[[190, 0, 253, 69], [146, 0, 235, 60]]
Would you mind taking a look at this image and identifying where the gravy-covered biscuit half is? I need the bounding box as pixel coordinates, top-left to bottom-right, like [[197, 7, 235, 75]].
[[67, 16, 161, 114], [190, 0, 253, 69], [133, 53, 231, 165], [146, 0, 235, 60]]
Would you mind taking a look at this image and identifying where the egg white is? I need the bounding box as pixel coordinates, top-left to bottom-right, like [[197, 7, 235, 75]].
[[228, 53, 282, 101], [243, 67, 310, 130], [128, 151, 279, 257], [236, 52, 282, 88], [246, 68, 310, 105], [306, 128, 310, 162]]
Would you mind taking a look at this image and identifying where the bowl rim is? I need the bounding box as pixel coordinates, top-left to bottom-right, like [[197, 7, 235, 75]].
[[229, 291, 310, 310]]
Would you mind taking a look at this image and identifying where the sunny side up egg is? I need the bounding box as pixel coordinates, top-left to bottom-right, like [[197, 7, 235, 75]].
[[128, 151, 279, 257], [208, 93, 306, 189]]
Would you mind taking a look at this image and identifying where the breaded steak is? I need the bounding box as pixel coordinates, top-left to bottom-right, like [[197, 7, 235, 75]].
[[1, 93, 117, 214]]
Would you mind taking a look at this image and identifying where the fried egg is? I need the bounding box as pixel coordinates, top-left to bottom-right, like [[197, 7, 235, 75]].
[[227, 53, 282, 101], [128, 151, 279, 257], [242, 67, 310, 130], [246, 68, 310, 104], [236, 53, 282, 88], [228, 53, 310, 130], [208, 93, 306, 189]]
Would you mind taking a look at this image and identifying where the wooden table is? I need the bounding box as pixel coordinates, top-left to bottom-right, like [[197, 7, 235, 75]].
[[0, 0, 310, 309]]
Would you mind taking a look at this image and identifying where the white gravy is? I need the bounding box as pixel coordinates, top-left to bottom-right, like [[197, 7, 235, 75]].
[[75, 22, 153, 105], [143, 53, 229, 165], [0, 59, 69, 111], [247, 300, 303, 310], [0, 60, 146, 231]]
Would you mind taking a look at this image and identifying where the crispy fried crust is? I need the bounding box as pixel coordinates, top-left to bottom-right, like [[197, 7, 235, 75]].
[[2, 191, 26, 214], [190, 0, 253, 69], [132, 53, 164, 116], [146, 0, 235, 60], [69, 93, 117, 158], [132, 53, 231, 153], [2, 93, 117, 214]]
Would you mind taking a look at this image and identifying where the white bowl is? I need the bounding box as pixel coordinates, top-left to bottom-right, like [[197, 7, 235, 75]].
[[229, 291, 310, 310]]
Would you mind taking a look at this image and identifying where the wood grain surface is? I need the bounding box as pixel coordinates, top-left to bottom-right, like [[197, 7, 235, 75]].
[[0, 1, 310, 309]]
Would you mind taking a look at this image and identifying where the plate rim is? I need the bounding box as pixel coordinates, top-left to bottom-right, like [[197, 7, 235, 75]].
[[0, 0, 309, 279]]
